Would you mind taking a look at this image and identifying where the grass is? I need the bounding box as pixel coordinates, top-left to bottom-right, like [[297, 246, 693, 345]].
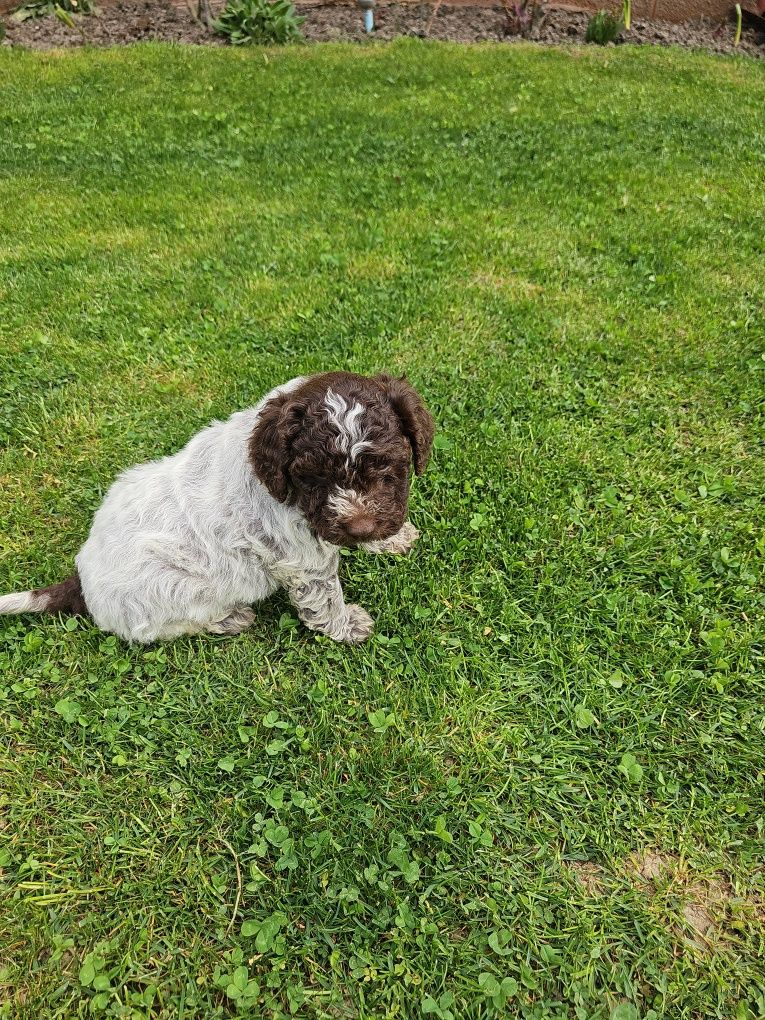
[[1, 38, 765, 1020]]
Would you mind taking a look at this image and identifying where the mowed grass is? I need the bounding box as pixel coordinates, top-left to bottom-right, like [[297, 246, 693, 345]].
[[1, 38, 764, 1020]]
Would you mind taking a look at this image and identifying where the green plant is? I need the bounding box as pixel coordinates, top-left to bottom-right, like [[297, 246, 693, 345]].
[[585, 9, 622, 43], [11, 0, 92, 20], [622, 0, 631, 30], [212, 0, 303, 45]]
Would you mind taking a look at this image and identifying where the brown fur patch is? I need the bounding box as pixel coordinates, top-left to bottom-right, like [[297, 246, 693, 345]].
[[33, 573, 88, 617]]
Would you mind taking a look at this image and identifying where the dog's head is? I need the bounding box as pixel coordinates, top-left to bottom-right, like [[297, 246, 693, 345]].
[[249, 372, 434, 547]]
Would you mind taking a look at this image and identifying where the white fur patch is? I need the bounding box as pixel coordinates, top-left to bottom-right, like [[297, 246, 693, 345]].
[[0, 591, 41, 614], [324, 389, 372, 462], [327, 487, 366, 521]]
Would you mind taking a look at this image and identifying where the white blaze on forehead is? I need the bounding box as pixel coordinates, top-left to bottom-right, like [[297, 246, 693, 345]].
[[324, 388, 372, 461]]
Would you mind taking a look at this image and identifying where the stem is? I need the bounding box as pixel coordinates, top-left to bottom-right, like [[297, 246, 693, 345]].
[[734, 3, 742, 46], [425, 0, 443, 37], [197, 0, 213, 28], [215, 834, 243, 939]]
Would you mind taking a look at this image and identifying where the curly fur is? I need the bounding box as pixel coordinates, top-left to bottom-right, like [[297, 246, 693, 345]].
[[0, 372, 434, 645]]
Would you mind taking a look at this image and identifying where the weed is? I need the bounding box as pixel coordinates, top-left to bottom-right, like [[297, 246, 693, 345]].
[[213, 0, 304, 45], [586, 9, 623, 44], [10, 0, 92, 21]]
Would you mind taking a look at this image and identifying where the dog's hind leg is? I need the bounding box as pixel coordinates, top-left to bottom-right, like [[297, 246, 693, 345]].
[[206, 606, 256, 636]]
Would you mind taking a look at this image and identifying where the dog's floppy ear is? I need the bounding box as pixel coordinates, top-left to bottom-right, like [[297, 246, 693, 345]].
[[376, 375, 435, 475], [248, 392, 306, 502]]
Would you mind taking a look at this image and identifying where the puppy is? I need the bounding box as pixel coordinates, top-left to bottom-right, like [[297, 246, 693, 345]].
[[0, 372, 434, 644]]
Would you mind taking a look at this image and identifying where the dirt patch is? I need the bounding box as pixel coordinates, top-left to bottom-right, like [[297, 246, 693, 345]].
[[569, 860, 605, 896], [302, 4, 765, 57], [568, 0, 760, 23], [681, 876, 733, 940], [626, 850, 739, 946], [629, 848, 677, 885], [570, 850, 764, 946], [682, 895, 714, 936], [2, 0, 764, 56]]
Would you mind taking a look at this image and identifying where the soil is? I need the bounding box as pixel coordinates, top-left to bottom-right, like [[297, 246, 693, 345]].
[[2, 0, 764, 56], [2, 0, 221, 46]]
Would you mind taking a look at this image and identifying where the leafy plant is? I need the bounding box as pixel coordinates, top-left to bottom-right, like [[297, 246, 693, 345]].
[[368, 707, 396, 733], [479, 973, 519, 1010], [241, 911, 287, 952], [611, 1006, 639, 1020], [11, 0, 92, 21], [53, 697, 82, 724], [54, 4, 75, 24], [422, 991, 455, 1019], [502, 0, 546, 38], [585, 9, 622, 44], [617, 752, 644, 784], [213, 952, 261, 1009], [574, 704, 597, 729], [387, 841, 421, 884], [212, 0, 304, 45]]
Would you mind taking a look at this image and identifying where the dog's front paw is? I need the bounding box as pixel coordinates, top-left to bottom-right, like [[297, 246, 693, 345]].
[[362, 522, 421, 556], [340, 604, 375, 644]]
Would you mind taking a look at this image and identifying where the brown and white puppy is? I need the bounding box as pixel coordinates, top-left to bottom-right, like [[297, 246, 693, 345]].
[[0, 372, 434, 644]]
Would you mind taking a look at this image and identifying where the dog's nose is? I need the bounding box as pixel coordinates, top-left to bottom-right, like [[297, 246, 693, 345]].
[[345, 515, 376, 539]]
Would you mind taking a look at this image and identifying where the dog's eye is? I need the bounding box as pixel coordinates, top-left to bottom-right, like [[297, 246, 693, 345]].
[[359, 455, 405, 474], [294, 468, 330, 488]]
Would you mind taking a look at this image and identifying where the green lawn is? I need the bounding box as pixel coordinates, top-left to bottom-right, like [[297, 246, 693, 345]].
[[1, 39, 764, 1020]]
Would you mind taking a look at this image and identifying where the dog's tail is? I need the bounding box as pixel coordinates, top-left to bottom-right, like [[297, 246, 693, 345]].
[[0, 572, 87, 617]]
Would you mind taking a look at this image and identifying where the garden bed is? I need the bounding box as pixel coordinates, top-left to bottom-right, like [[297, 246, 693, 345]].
[[3, 0, 764, 55]]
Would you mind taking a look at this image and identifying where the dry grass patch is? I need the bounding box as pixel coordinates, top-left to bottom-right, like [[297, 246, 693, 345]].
[[468, 270, 542, 298], [568, 860, 606, 897], [624, 851, 751, 947]]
